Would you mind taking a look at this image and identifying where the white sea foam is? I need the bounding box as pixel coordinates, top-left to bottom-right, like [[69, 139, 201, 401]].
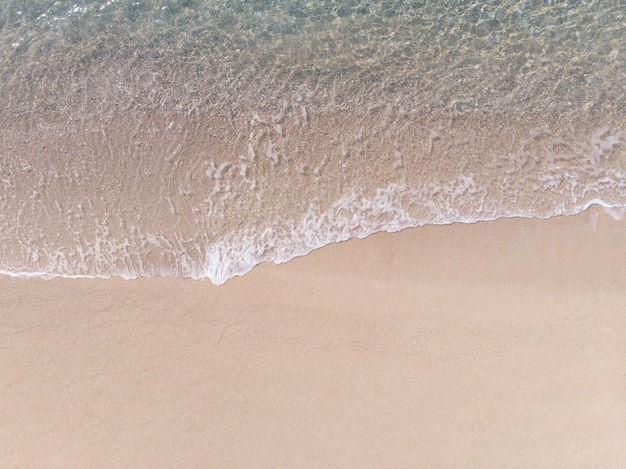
[[202, 184, 417, 284], [2, 195, 625, 285], [198, 179, 626, 285], [3, 158, 626, 285]]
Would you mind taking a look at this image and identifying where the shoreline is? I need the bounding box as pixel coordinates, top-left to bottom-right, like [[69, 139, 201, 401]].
[[2, 206, 626, 466], [1, 202, 625, 284], [2, 111, 625, 283]]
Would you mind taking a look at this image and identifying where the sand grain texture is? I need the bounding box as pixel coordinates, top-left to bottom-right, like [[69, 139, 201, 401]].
[[1, 207, 626, 468]]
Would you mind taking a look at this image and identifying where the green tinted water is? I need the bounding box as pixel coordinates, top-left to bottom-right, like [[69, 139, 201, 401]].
[[2, 0, 623, 118]]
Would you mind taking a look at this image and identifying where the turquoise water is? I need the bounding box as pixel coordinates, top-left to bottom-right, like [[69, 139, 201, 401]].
[[1, 0, 625, 283]]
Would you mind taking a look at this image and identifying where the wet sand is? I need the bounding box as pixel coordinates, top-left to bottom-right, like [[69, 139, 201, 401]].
[[2, 206, 626, 467]]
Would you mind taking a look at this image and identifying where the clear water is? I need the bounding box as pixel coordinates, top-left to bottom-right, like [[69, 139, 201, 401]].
[[1, 0, 624, 283]]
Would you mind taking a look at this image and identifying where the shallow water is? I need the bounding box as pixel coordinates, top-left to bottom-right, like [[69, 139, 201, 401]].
[[1, 0, 625, 283]]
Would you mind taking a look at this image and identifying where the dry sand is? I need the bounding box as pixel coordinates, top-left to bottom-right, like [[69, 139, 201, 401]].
[[1, 206, 625, 468]]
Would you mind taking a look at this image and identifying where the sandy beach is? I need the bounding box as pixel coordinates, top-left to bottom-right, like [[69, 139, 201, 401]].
[[1, 205, 625, 467], [2, 2, 624, 467]]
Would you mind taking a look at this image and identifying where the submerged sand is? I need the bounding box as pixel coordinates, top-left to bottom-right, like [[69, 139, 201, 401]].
[[1, 206, 625, 467]]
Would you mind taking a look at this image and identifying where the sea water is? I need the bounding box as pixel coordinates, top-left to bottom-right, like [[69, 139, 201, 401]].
[[0, 0, 624, 284]]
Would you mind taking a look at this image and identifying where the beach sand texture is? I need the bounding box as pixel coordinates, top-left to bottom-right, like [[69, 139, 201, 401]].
[[2, 1, 626, 466], [2, 206, 625, 468]]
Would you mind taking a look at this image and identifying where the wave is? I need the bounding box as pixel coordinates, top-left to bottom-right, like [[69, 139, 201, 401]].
[[3, 165, 626, 285], [1, 108, 624, 285]]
